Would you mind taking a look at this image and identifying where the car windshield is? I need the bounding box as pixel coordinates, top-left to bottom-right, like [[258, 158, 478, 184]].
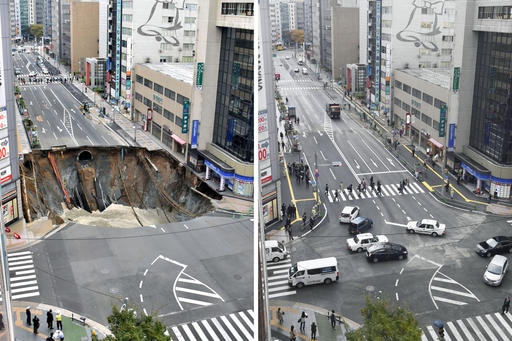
[[488, 263, 503, 275], [486, 238, 498, 248]]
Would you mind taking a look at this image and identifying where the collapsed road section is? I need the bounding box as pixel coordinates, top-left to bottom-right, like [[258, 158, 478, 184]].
[[20, 146, 216, 226]]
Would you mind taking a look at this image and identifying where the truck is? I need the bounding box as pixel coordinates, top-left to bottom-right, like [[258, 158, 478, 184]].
[[326, 103, 341, 119], [287, 106, 296, 121]]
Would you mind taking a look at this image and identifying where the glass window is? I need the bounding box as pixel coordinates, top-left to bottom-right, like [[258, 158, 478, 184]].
[[175, 116, 182, 127], [164, 109, 174, 122], [144, 78, 153, 89], [422, 93, 433, 105], [402, 84, 411, 94], [394, 80, 402, 89], [143, 97, 152, 107], [136, 75, 143, 84], [154, 83, 163, 94], [412, 88, 422, 99], [164, 88, 176, 100], [153, 103, 162, 114], [434, 98, 446, 109]]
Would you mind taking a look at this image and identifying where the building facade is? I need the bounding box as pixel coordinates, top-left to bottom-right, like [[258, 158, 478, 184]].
[[70, 0, 98, 74]]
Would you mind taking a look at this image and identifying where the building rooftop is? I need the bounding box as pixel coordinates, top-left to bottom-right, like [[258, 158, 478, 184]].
[[398, 68, 451, 89], [140, 63, 195, 85]]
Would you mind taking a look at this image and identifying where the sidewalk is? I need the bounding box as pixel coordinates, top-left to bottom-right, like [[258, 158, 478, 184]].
[[270, 301, 358, 341], [0, 300, 110, 340]]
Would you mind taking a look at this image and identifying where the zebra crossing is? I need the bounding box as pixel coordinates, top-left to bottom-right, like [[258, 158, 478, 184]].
[[325, 182, 425, 203], [422, 311, 512, 341], [267, 258, 295, 299], [174, 271, 225, 310], [429, 271, 479, 307], [1, 251, 40, 301], [170, 309, 254, 341]]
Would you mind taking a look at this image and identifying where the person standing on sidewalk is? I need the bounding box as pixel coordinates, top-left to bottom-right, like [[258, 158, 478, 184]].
[[289, 325, 297, 341], [47, 309, 54, 329], [32, 315, 40, 334], [503, 295, 511, 314], [299, 311, 308, 331], [56, 311, 63, 330], [329, 310, 336, 329], [26, 307, 31, 326], [311, 321, 317, 340], [277, 307, 284, 324]]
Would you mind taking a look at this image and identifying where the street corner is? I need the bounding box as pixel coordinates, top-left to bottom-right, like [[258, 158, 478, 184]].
[[486, 203, 512, 215]]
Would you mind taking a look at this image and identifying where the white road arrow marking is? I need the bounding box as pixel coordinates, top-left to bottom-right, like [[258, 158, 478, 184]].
[[384, 220, 408, 228], [353, 159, 360, 169], [386, 158, 395, 167], [370, 158, 378, 167]]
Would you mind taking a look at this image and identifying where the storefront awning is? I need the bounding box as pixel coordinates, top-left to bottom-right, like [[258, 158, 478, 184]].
[[198, 150, 235, 176], [171, 134, 186, 145], [455, 152, 491, 179], [428, 138, 444, 149]]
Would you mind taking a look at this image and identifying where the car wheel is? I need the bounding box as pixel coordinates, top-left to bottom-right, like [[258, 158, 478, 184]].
[[487, 252, 492, 258], [432, 232, 438, 237], [372, 257, 379, 263], [324, 278, 332, 284], [398, 255, 404, 260], [407, 229, 414, 234], [296, 282, 304, 288], [357, 247, 363, 253], [273, 257, 280, 262]]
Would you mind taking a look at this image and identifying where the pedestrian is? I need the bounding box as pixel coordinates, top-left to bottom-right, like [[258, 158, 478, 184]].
[[305, 173, 310, 188], [445, 181, 450, 193], [289, 325, 296, 341], [26, 306, 31, 326], [47, 309, 54, 329], [33, 315, 40, 334], [280, 131, 284, 140], [299, 311, 308, 331], [311, 321, 317, 340], [277, 307, 284, 324], [450, 188, 454, 199], [281, 141, 285, 153], [325, 183, 329, 197], [339, 182, 344, 193], [334, 189, 339, 202], [46, 333, 54, 341], [494, 189, 498, 199], [309, 216, 314, 230], [54, 329, 64, 341], [412, 145, 415, 157], [292, 204, 297, 218], [0, 312, 4, 330], [297, 117, 300, 125], [347, 183, 353, 194], [56, 311, 63, 330], [281, 202, 286, 221], [302, 212, 307, 227], [287, 224, 293, 241], [330, 309, 336, 329], [503, 296, 511, 314]]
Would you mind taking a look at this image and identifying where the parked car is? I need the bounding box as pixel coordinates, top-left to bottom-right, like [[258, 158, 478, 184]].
[[347, 233, 388, 253], [476, 236, 512, 257], [302, 67, 308, 75], [339, 206, 360, 223], [483, 255, 508, 286], [366, 242, 408, 263], [406, 219, 445, 237], [294, 67, 299, 73], [28, 71, 37, 77], [349, 217, 373, 235], [14, 68, 21, 75]]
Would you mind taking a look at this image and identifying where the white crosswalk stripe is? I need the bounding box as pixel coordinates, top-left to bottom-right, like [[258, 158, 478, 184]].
[[267, 258, 295, 299], [174, 272, 224, 309], [325, 182, 425, 203], [421, 312, 512, 340], [429, 272, 479, 307], [170, 310, 254, 341], [0, 251, 40, 301]]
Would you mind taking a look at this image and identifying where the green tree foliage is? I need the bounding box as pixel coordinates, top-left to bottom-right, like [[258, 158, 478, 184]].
[[346, 296, 422, 341], [289, 30, 304, 44], [29, 24, 44, 39], [103, 305, 170, 341]]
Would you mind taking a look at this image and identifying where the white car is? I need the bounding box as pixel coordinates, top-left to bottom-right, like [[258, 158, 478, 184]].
[[339, 206, 360, 223], [347, 233, 388, 253], [28, 71, 37, 77], [406, 219, 445, 237], [294, 67, 299, 73]]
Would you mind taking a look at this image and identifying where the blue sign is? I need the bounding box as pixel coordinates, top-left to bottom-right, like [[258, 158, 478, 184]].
[[448, 123, 455, 149], [191, 120, 199, 149], [227, 118, 235, 143]]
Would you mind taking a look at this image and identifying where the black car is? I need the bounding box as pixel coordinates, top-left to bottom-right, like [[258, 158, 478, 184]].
[[349, 217, 373, 235], [476, 236, 512, 257], [366, 242, 408, 263]]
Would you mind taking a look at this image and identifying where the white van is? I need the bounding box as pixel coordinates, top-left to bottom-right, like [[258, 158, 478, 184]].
[[265, 240, 288, 262], [288, 257, 339, 288], [302, 67, 308, 75]]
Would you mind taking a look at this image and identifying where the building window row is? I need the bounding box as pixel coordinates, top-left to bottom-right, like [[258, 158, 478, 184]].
[[143, 97, 152, 108], [144, 78, 153, 89], [154, 83, 163, 94], [478, 6, 512, 19], [412, 87, 422, 99], [221, 2, 254, 15], [165, 88, 176, 100], [163, 109, 175, 122]]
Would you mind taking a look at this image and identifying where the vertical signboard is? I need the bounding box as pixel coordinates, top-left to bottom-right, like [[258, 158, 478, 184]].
[[453, 67, 460, 91], [196, 62, 204, 88], [374, 0, 382, 105], [448, 123, 456, 149], [115, 0, 122, 99], [439, 103, 447, 137], [181, 100, 189, 134], [191, 120, 199, 149]]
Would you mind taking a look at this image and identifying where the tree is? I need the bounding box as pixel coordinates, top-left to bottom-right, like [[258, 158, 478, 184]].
[[289, 29, 304, 44], [345, 296, 422, 341], [103, 305, 170, 341], [29, 24, 44, 39]]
